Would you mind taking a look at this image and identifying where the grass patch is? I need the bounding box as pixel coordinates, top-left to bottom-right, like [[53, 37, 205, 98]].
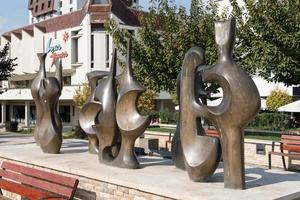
[[245, 134, 280, 141], [147, 127, 175, 133], [20, 128, 34, 135]]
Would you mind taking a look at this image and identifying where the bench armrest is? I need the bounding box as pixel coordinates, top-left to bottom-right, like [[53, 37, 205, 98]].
[[271, 141, 275, 152]]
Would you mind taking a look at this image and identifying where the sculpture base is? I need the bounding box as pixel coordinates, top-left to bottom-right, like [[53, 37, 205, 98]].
[[0, 133, 300, 200]]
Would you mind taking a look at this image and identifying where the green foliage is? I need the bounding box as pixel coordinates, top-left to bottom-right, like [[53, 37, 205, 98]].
[[0, 44, 17, 88], [73, 83, 91, 108], [158, 110, 178, 124], [230, 0, 300, 85], [137, 90, 156, 113], [266, 89, 292, 111], [105, 0, 220, 93], [248, 112, 290, 131], [169, 91, 177, 105]]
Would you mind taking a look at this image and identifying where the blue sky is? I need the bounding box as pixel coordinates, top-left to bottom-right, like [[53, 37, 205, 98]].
[[0, 1, 191, 35]]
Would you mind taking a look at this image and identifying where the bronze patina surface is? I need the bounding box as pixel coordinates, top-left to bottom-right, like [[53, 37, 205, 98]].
[[79, 39, 149, 169], [113, 39, 151, 168], [176, 18, 260, 189], [31, 55, 63, 154], [79, 71, 109, 154]]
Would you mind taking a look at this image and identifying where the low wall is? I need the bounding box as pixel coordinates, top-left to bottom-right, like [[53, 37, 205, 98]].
[[0, 158, 172, 200]]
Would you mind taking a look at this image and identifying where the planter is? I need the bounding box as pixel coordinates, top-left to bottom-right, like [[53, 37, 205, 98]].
[[5, 121, 19, 132]]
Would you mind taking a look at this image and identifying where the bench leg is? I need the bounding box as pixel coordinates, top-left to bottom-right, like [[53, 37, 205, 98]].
[[282, 156, 287, 170], [268, 153, 272, 169]]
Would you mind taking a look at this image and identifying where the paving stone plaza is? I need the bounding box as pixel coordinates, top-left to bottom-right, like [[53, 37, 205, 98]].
[[0, 133, 300, 200]]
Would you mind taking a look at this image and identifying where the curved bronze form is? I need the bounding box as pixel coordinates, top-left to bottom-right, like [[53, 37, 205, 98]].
[[31, 53, 47, 145], [31, 55, 63, 154], [79, 40, 150, 169], [114, 39, 151, 169], [79, 71, 108, 154], [180, 47, 221, 182], [177, 18, 260, 189], [171, 72, 186, 170], [94, 49, 121, 163]]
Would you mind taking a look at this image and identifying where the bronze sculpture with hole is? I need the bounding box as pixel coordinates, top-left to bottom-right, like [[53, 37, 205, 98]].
[[173, 18, 260, 189]]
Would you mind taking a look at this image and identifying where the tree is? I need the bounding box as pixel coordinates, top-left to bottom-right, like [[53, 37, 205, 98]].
[[230, 0, 300, 86], [105, 0, 220, 94], [266, 89, 292, 111], [137, 89, 156, 113], [0, 44, 17, 87], [73, 83, 90, 108]]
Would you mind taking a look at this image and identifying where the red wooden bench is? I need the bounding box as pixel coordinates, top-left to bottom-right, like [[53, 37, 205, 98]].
[[0, 161, 79, 200], [204, 128, 219, 138], [268, 134, 300, 170], [165, 128, 220, 151]]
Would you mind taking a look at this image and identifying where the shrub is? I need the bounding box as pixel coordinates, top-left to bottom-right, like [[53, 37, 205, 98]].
[[266, 89, 292, 111], [137, 90, 156, 114], [248, 112, 290, 131], [74, 125, 87, 139], [5, 121, 18, 132], [73, 83, 90, 108]]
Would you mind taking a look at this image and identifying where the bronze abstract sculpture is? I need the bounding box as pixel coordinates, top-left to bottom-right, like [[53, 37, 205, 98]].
[[31, 54, 63, 154], [114, 40, 151, 168], [93, 49, 121, 163], [176, 18, 260, 189], [79, 39, 150, 169], [79, 71, 109, 154]]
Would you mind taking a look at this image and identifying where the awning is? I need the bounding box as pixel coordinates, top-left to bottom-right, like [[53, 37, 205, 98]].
[[277, 100, 300, 113], [9, 69, 76, 81]]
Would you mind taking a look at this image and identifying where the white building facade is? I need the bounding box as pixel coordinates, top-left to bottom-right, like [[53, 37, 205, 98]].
[[0, 0, 139, 127]]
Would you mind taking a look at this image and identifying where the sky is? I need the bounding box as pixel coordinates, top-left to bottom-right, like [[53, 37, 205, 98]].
[[0, 1, 191, 35]]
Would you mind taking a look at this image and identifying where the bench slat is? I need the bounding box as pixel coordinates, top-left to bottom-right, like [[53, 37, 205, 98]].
[[0, 178, 51, 200], [281, 135, 300, 140], [281, 139, 300, 144], [1, 162, 77, 187], [282, 145, 300, 152], [0, 169, 73, 197]]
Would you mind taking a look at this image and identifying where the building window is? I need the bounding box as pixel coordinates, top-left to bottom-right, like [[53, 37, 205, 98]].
[[70, 7, 73, 12], [59, 106, 71, 123], [12, 106, 25, 124], [91, 35, 94, 62], [36, 0, 39, 2], [59, 11, 62, 15], [35, 5, 38, 12], [60, 0, 62, 7], [70, 0, 73, 3], [63, 76, 71, 86], [31, 18, 34, 23], [93, 0, 109, 4], [41, 3, 44, 10], [30, 0, 33, 5], [48, 0, 51, 8], [106, 34, 109, 62]]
